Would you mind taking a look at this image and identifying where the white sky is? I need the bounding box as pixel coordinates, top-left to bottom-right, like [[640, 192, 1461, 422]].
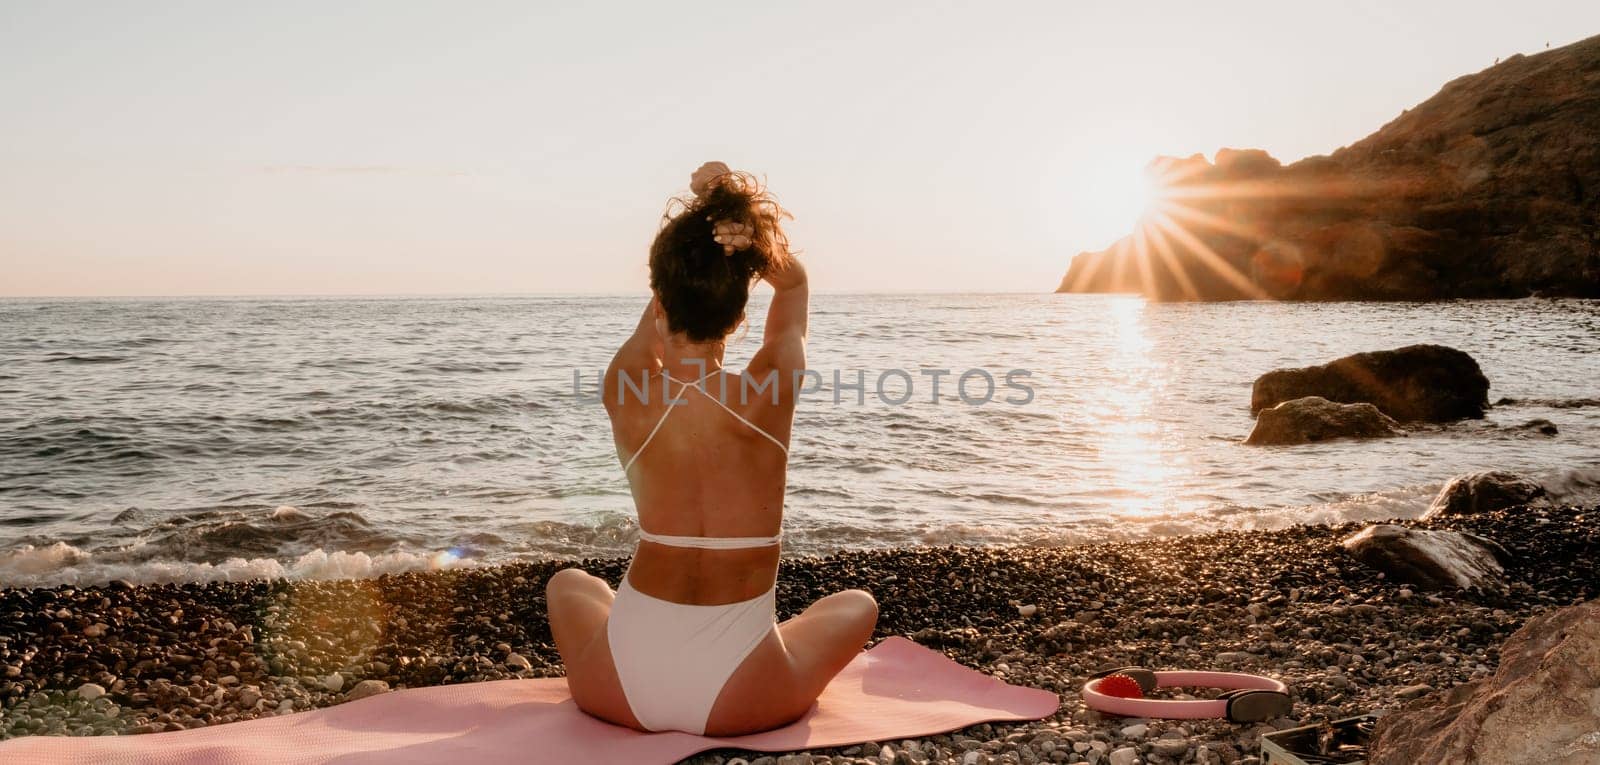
[[3, 1, 1597, 296]]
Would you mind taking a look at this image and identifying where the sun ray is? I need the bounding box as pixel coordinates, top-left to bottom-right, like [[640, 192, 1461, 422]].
[[1065, 152, 1355, 300], [1144, 223, 1202, 301], [1149, 210, 1270, 299], [1110, 233, 1136, 295], [1066, 235, 1116, 292], [1130, 221, 1156, 298], [1161, 202, 1266, 244]]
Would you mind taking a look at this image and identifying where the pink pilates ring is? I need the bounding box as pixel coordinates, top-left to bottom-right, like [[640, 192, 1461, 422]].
[[1083, 670, 1291, 722]]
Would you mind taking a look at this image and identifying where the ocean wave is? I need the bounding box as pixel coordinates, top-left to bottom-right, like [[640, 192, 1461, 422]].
[[107, 505, 400, 563], [1495, 396, 1600, 409], [299, 394, 551, 422], [21, 504, 406, 575], [0, 512, 65, 527], [40, 354, 127, 364], [114, 337, 176, 348], [405, 361, 525, 374], [784, 486, 1439, 551], [502, 513, 641, 558], [0, 542, 474, 587], [1543, 465, 1600, 498], [6, 466, 1599, 587]]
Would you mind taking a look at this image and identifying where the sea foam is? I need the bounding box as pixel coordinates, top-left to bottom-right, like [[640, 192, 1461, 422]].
[[0, 543, 475, 588]]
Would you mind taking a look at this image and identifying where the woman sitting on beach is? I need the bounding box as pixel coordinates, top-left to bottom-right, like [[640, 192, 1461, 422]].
[[545, 162, 879, 736]]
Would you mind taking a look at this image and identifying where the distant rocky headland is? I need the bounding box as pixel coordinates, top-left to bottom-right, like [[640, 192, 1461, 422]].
[[1058, 34, 1600, 300]]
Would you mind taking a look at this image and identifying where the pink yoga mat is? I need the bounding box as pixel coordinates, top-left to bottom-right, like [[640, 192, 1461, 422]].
[[0, 636, 1058, 765]]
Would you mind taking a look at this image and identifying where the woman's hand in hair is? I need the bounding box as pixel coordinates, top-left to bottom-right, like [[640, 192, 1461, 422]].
[[690, 161, 733, 198], [712, 220, 754, 255]]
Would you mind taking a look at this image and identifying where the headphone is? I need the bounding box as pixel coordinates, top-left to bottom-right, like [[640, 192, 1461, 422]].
[[1083, 666, 1293, 724]]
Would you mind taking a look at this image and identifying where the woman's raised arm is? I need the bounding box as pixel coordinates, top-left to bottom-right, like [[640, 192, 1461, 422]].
[[762, 258, 807, 349], [748, 259, 807, 396], [603, 296, 661, 411]]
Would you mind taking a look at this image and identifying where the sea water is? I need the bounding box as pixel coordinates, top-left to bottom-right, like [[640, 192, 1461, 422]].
[[2, 294, 1596, 585]]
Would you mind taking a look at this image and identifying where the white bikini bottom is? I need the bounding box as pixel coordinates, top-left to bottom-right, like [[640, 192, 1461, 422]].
[[606, 577, 777, 734]]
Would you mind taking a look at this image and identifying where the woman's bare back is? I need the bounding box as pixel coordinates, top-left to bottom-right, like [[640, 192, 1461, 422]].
[[544, 164, 876, 735]]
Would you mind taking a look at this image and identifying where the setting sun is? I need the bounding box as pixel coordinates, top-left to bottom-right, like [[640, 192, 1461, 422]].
[[1058, 152, 1168, 252], [1061, 152, 1287, 301]]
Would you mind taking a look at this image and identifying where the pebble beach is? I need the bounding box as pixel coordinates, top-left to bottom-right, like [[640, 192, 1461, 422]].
[[2, 503, 1594, 764]]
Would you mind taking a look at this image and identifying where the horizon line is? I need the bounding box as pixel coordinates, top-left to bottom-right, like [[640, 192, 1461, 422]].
[[0, 288, 1063, 301]]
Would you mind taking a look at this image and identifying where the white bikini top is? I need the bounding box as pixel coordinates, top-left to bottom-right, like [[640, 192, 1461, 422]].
[[621, 367, 787, 550]]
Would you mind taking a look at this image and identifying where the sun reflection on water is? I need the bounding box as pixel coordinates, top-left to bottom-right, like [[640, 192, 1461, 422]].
[[1090, 297, 1191, 519]]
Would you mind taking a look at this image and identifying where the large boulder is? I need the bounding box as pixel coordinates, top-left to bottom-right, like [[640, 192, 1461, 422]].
[[1424, 471, 1547, 519], [1341, 524, 1509, 590], [1058, 35, 1600, 301], [1245, 396, 1401, 445], [1250, 345, 1489, 422], [1368, 599, 1600, 765]]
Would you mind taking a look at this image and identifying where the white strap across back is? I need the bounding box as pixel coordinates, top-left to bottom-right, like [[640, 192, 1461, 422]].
[[620, 367, 788, 550], [635, 529, 781, 549], [621, 368, 789, 473]]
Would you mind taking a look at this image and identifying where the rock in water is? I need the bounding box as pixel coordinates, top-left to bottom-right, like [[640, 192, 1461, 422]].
[[1424, 471, 1547, 519], [343, 679, 390, 702], [1369, 599, 1600, 764], [1250, 345, 1489, 422], [1246, 396, 1402, 445], [1341, 525, 1509, 590], [1058, 35, 1600, 301], [1515, 418, 1559, 436]]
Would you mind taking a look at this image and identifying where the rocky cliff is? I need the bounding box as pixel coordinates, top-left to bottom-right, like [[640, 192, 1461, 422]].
[[1058, 35, 1600, 300]]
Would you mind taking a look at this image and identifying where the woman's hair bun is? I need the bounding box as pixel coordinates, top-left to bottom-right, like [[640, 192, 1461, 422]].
[[648, 172, 792, 342]]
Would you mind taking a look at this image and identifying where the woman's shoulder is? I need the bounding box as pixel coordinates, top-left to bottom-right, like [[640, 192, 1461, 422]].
[[601, 351, 662, 414], [744, 341, 806, 403]]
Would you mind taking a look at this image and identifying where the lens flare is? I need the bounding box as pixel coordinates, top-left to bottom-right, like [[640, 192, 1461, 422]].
[[429, 548, 463, 569]]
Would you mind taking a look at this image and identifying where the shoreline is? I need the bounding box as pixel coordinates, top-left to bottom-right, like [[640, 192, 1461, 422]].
[[3, 505, 1595, 764]]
